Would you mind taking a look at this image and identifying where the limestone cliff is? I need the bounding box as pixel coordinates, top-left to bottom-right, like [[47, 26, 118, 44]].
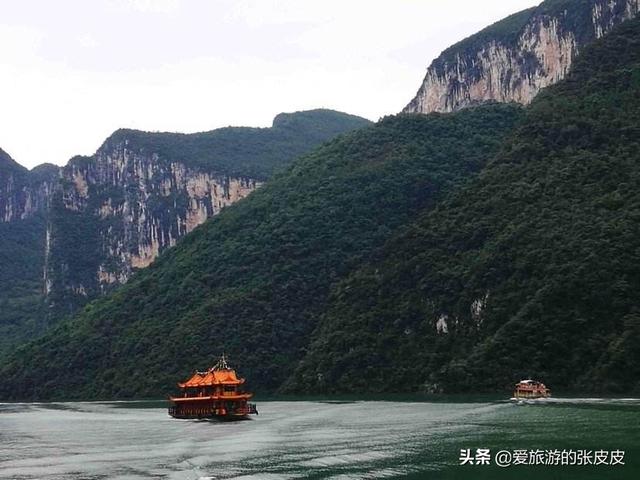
[[0, 150, 57, 222], [0, 109, 371, 326], [1, 150, 258, 320], [47, 145, 259, 303], [404, 0, 639, 114], [0, 153, 59, 352]]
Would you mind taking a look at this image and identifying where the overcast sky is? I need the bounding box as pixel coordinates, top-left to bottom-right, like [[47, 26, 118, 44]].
[[0, 0, 540, 169]]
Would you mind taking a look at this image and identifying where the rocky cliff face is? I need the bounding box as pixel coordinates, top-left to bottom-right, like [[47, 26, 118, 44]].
[[0, 153, 59, 353], [45, 144, 259, 309], [404, 0, 639, 114], [0, 109, 371, 327], [0, 150, 57, 223], [1, 146, 259, 316]]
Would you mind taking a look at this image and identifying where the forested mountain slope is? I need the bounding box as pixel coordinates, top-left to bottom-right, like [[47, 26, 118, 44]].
[[0, 105, 522, 400], [289, 17, 640, 395], [0, 154, 58, 354], [0, 110, 369, 357], [3, 3, 638, 403]]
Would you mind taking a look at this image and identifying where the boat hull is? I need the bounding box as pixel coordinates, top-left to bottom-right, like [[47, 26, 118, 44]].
[[512, 393, 550, 399], [168, 402, 258, 420], [168, 411, 253, 421]]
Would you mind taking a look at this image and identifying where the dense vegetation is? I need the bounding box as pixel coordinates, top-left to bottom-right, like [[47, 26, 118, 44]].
[[0, 215, 48, 353], [0, 158, 57, 355], [287, 18, 640, 395], [45, 110, 369, 319], [0, 105, 523, 400], [0, 110, 369, 358], [102, 109, 371, 180], [3, 10, 639, 402]]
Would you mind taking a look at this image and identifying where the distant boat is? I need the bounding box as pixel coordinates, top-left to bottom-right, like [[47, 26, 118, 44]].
[[511, 379, 551, 400], [168, 354, 258, 420]]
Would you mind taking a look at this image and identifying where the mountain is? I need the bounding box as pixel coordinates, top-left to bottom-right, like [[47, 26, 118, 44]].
[[404, 0, 639, 114], [0, 104, 523, 400], [3, 4, 639, 402], [44, 110, 370, 317], [0, 147, 25, 176], [1, 149, 56, 222], [0, 152, 58, 353], [288, 17, 640, 394], [0, 110, 370, 355]]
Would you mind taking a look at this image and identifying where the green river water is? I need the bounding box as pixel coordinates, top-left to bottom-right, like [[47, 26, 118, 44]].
[[0, 397, 638, 479]]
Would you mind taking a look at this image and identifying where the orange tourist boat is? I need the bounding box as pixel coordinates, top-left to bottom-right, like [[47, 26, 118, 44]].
[[168, 354, 258, 419], [512, 379, 551, 399]]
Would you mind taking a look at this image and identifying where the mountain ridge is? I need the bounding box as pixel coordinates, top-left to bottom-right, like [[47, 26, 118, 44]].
[[0, 148, 27, 174], [0, 104, 523, 400], [289, 16, 640, 395], [2, 5, 640, 401], [404, 0, 639, 114], [0, 109, 370, 357]]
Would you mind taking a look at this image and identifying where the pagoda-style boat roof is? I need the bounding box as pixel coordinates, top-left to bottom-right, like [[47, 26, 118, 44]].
[[177, 354, 245, 388], [169, 353, 258, 419]]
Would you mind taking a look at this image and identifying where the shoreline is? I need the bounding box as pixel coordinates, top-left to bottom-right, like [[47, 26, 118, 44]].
[[3, 394, 640, 406]]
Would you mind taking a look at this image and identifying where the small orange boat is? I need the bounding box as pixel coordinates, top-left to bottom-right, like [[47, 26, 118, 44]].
[[168, 354, 258, 419], [512, 379, 551, 399]]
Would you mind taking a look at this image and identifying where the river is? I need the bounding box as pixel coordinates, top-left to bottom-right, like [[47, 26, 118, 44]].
[[1, 398, 638, 479]]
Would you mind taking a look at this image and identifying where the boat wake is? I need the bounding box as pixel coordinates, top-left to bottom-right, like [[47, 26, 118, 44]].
[[509, 397, 640, 407]]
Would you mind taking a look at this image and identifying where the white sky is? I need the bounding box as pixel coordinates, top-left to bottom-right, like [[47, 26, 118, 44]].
[[0, 0, 540, 169]]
